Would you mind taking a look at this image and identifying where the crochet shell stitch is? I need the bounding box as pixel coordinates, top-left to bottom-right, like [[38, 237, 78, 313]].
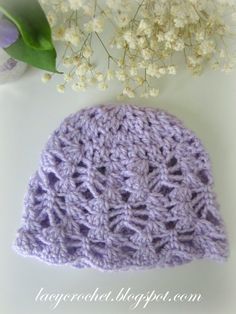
[[14, 104, 228, 271]]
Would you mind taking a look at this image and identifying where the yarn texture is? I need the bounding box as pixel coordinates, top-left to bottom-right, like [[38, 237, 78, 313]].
[[14, 104, 228, 270]]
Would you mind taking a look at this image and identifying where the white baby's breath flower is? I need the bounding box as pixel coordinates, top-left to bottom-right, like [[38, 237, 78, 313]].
[[64, 27, 81, 46], [158, 67, 166, 75], [188, 56, 200, 66], [149, 88, 160, 97], [138, 61, 149, 69], [138, 37, 146, 48], [123, 30, 132, 42], [41, 73, 52, 83], [198, 40, 215, 55], [71, 83, 80, 92], [195, 31, 205, 42], [135, 76, 145, 85], [147, 64, 160, 78], [115, 37, 125, 49], [123, 86, 135, 98], [211, 61, 220, 70], [76, 63, 89, 76], [41, 0, 236, 98], [72, 56, 81, 65], [173, 39, 185, 51], [68, 0, 84, 10], [137, 19, 152, 36], [63, 57, 74, 67], [168, 65, 176, 75], [129, 67, 138, 76], [87, 76, 97, 85], [85, 17, 104, 33], [138, 19, 149, 32], [116, 69, 126, 81], [115, 13, 130, 27], [106, 69, 114, 80], [53, 27, 65, 41], [221, 63, 234, 73], [174, 18, 186, 28], [60, 2, 70, 12], [64, 73, 73, 82], [165, 41, 172, 50], [164, 30, 176, 42], [190, 64, 202, 75], [98, 82, 108, 90], [123, 31, 136, 49], [106, 0, 117, 8], [95, 72, 104, 81], [72, 81, 87, 91], [157, 32, 165, 42], [57, 84, 65, 93], [189, 8, 199, 23], [47, 12, 57, 26], [150, 39, 158, 50], [142, 48, 152, 60], [83, 46, 93, 58], [82, 4, 94, 16]]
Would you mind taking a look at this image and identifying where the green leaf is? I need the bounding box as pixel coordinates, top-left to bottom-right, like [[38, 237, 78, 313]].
[[0, 0, 53, 50], [5, 36, 59, 73], [0, 0, 60, 73]]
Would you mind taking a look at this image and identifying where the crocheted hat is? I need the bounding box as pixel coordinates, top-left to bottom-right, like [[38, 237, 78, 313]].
[[14, 104, 228, 270]]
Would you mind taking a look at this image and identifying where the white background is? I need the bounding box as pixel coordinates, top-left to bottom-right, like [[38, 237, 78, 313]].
[[0, 54, 236, 314]]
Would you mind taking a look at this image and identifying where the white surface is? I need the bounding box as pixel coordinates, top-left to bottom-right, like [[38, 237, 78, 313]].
[[0, 64, 236, 314], [0, 49, 27, 84]]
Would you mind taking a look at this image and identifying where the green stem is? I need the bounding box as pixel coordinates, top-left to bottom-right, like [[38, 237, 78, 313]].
[[95, 31, 117, 65]]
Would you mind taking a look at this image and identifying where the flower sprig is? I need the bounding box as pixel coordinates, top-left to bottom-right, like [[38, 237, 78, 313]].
[[40, 0, 236, 98]]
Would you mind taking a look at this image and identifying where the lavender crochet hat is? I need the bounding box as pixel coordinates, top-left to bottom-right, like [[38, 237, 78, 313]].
[[14, 104, 228, 270]]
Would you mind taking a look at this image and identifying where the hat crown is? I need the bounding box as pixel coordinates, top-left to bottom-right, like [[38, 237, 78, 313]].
[[14, 104, 228, 270]]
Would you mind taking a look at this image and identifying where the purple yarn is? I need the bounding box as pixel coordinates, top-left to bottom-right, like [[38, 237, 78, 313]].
[[14, 104, 228, 270]]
